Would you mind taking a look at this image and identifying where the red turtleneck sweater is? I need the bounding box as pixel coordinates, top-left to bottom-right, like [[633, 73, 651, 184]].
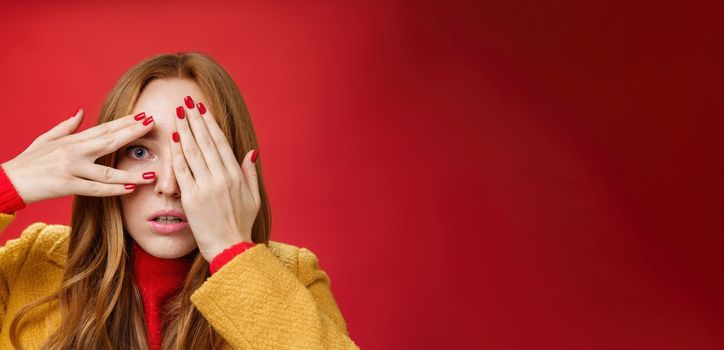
[[132, 239, 256, 349], [0, 165, 256, 349]]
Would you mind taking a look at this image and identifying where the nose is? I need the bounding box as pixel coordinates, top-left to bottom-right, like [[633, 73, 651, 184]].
[[153, 157, 181, 198]]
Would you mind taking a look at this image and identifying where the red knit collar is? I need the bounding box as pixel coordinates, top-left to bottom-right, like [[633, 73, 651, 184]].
[[132, 240, 195, 349]]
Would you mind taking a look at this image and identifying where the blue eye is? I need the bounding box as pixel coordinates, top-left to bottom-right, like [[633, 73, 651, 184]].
[[126, 145, 149, 160]]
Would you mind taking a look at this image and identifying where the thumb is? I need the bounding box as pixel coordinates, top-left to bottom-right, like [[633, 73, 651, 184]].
[[241, 149, 260, 205], [33, 107, 85, 146]]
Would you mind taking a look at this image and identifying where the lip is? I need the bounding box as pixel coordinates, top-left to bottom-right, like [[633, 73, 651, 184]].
[[147, 220, 189, 234], [146, 209, 188, 234], [146, 209, 187, 222]]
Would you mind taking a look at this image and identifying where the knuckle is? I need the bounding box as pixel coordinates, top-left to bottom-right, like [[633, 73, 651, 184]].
[[103, 167, 114, 180], [176, 163, 190, 175], [89, 182, 102, 195], [99, 124, 112, 136], [187, 146, 201, 159], [201, 137, 215, 149], [102, 134, 116, 148]]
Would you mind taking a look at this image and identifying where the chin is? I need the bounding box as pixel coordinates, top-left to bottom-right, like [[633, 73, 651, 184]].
[[131, 230, 198, 259]]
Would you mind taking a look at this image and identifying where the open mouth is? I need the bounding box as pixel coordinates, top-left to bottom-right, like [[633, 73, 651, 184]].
[[150, 216, 186, 223], [146, 215, 189, 234]]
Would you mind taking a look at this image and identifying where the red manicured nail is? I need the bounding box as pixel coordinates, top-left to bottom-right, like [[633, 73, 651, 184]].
[[68, 106, 82, 120], [142, 116, 154, 126], [142, 171, 156, 179], [133, 112, 146, 121], [184, 96, 195, 109], [197, 102, 207, 114], [251, 149, 258, 163], [124, 184, 136, 190], [172, 131, 180, 143], [176, 106, 185, 119]]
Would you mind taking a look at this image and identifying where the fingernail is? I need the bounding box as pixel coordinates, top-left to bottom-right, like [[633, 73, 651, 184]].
[[176, 106, 185, 119], [143, 116, 154, 126], [172, 131, 180, 143], [124, 184, 136, 190], [142, 171, 156, 179], [251, 149, 258, 163], [184, 96, 195, 109], [68, 106, 81, 120], [134, 112, 146, 121], [197, 102, 207, 114]]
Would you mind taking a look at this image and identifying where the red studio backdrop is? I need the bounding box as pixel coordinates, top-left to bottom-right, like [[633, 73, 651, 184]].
[[0, 1, 722, 349]]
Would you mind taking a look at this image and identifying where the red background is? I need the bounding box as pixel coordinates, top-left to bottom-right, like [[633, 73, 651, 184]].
[[0, 1, 722, 349]]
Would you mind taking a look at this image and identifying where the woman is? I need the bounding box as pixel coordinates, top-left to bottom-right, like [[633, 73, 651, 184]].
[[0, 52, 357, 349]]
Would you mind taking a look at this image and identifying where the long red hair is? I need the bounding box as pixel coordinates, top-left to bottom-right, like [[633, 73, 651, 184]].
[[9, 52, 272, 349]]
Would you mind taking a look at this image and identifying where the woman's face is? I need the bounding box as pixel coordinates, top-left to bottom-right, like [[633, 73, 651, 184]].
[[117, 78, 207, 259]]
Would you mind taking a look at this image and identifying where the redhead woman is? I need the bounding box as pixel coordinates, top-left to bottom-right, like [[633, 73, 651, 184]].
[[0, 52, 358, 349]]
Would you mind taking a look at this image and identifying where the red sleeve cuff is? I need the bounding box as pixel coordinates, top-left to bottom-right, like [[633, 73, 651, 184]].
[[0, 164, 26, 214], [209, 241, 257, 274]]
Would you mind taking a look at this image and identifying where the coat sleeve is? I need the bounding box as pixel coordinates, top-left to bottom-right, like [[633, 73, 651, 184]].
[[190, 243, 359, 349], [0, 212, 47, 332]]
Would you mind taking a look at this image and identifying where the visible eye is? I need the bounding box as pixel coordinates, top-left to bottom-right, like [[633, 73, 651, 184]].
[[125, 145, 150, 160]]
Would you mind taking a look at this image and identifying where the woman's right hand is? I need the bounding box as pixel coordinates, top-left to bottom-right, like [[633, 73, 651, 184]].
[[0, 108, 157, 205]]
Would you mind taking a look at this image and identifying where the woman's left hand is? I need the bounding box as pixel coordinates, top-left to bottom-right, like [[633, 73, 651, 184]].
[[169, 95, 260, 263]]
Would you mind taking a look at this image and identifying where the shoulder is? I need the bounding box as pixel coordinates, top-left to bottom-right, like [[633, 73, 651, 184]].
[[1, 221, 68, 253], [0, 220, 69, 273]]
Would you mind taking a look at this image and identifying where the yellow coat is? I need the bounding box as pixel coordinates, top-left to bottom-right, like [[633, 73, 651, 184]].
[[0, 212, 359, 349]]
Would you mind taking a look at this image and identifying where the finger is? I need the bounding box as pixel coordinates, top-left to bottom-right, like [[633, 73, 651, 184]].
[[34, 107, 85, 145], [80, 115, 155, 157], [72, 163, 156, 185], [68, 111, 149, 143], [70, 178, 139, 197], [184, 98, 225, 175], [169, 131, 197, 191], [198, 102, 243, 179], [241, 149, 261, 205], [175, 100, 210, 181]]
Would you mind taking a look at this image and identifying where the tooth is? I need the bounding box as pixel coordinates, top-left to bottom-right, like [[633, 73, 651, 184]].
[[154, 216, 181, 223]]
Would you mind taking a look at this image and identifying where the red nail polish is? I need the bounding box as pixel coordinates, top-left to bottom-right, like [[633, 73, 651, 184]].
[[251, 150, 258, 163], [142, 171, 156, 179], [124, 184, 136, 190], [184, 96, 195, 109], [197, 102, 207, 114], [143, 116, 154, 126], [134, 112, 146, 121], [172, 131, 180, 143], [176, 106, 185, 119]]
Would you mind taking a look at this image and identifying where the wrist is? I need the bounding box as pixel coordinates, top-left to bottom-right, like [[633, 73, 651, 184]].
[[208, 240, 257, 274], [204, 238, 251, 262], [0, 161, 35, 205]]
